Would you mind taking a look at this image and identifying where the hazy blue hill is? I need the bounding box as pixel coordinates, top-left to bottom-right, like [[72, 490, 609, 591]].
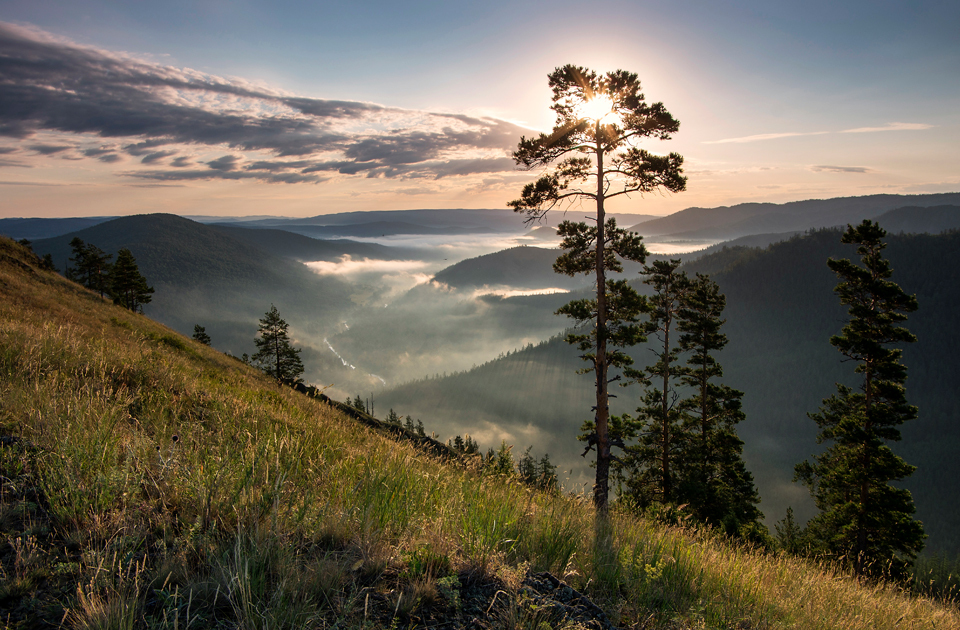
[[629, 193, 960, 240], [35, 213, 308, 287], [0, 216, 113, 240], [523, 225, 560, 242], [378, 228, 960, 555], [875, 205, 960, 234], [279, 221, 492, 238], [433, 246, 571, 290], [228, 208, 525, 231], [210, 224, 412, 261], [432, 245, 649, 291], [32, 213, 356, 361]]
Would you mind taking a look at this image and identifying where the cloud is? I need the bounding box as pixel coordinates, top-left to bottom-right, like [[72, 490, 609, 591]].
[[811, 165, 872, 174], [206, 155, 241, 171], [305, 257, 430, 276], [705, 122, 932, 145], [841, 122, 933, 133], [141, 150, 178, 164], [0, 21, 526, 183], [703, 131, 829, 144], [28, 144, 73, 155], [124, 169, 324, 184]]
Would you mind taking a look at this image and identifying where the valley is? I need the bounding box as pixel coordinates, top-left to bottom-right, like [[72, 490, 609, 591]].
[[8, 193, 960, 556]]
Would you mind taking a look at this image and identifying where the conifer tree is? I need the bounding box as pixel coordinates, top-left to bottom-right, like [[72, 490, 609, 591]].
[[509, 65, 685, 512], [795, 220, 924, 579], [110, 248, 153, 312], [67, 237, 113, 297], [66, 237, 85, 282], [192, 325, 212, 346], [518, 446, 538, 484], [676, 273, 761, 533], [537, 453, 560, 493], [251, 304, 304, 384], [618, 259, 689, 508]]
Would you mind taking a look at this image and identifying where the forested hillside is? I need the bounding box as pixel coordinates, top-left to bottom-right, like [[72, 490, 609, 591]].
[[379, 228, 960, 555], [32, 214, 356, 365], [629, 193, 960, 240]]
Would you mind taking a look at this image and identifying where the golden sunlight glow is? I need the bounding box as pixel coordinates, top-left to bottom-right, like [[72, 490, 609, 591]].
[[579, 94, 616, 122]]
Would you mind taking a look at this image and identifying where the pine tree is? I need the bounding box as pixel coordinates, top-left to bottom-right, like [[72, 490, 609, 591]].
[[251, 304, 304, 384], [84, 244, 112, 298], [676, 273, 761, 534], [67, 237, 112, 297], [518, 446, 538, 484], [619, 259, 689, 508], [386, 408, 401, 425], [509, 65, 685, 514], [66, 237, 85, 282], [537, 453, 559, 493], [795, 220, 924, 579], [192, 325, 212, 346], [775, 507, 805, 556], [110, 248, 153, 312], [463, 436, 480, 455]]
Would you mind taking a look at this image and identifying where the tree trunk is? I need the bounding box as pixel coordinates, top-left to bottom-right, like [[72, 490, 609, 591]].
[[594, 121, 610, 515]]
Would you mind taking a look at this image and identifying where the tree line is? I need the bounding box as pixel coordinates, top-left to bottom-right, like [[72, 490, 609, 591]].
[[65, 237, 154, 312]]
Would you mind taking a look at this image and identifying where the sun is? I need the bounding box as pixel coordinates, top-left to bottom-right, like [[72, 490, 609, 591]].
[[579, 94, 616, 122]]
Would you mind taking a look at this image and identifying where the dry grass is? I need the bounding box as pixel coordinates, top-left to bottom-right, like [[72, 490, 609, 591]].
[[1, 236, 958, 629]]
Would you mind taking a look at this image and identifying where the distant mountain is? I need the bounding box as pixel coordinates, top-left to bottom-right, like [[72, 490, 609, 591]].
[[222, 208, 525, 232], [210, 224, 413, 261], [0, 216, 113, 240], [378, 228, 960, 555], [272, 221, 494, 239], [32, 214, 357, 365], [875, 205, 960, 234], [432, 246, 581, 291], [629, 193, 960, 241]]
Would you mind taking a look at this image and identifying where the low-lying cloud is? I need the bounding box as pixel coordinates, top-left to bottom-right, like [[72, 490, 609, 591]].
[[305, 256, 430, 277], [0, 21, 528, 184]]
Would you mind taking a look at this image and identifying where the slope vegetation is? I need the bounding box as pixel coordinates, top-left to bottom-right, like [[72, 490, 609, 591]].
[[2, 236, 957, 628]]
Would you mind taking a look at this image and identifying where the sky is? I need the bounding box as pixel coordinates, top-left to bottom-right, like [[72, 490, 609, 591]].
[[0, 0, 957, 218]]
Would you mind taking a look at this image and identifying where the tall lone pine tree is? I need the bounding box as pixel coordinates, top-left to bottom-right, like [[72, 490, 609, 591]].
[[252, 304, 305, 384], [795, 220, 924, 578], [509, 65, 686, 513]]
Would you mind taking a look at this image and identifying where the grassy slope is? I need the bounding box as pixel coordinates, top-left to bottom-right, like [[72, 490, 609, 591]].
[[1, 236, 957, 629]]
